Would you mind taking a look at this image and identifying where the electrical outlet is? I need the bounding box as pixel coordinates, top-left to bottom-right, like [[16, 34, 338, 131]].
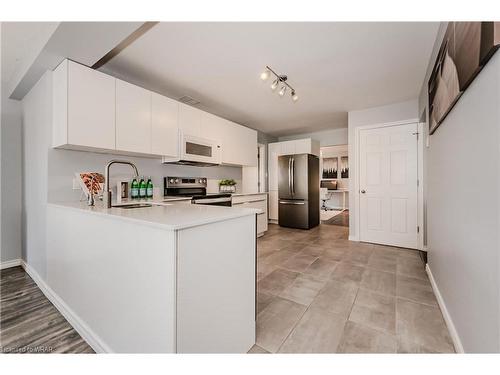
[[72, 177, 80, 190]]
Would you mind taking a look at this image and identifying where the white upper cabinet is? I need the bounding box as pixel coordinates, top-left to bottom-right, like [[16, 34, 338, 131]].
[[178, 103, 202, 136], [220, 119, 257, 166], [116, 79, 152, 154], [53, 60, 116, 150], [52, 59, 257, 165], [200, 112, 224, 144], [151, 93, 179, 157]]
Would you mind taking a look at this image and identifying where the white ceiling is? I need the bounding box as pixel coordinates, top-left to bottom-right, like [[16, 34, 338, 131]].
[[100, 22, 439, 137], [1, 22, 59, 83]]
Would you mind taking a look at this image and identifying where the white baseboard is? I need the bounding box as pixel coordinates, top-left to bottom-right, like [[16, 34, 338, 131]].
[[425, 264, 464, 353], [1, 258, 22, 270], [348, 235, 359, 242], [20, 260, 111, 353]]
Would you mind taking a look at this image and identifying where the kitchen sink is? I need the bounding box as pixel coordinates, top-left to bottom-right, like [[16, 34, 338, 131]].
[[114, 203, 153, 209]]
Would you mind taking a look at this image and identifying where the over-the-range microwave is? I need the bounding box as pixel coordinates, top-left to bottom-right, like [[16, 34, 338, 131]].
[[162, 131, 221, 167]]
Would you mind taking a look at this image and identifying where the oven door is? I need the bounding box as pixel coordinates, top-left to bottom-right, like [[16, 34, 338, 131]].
[[180, 133, 221, 165]]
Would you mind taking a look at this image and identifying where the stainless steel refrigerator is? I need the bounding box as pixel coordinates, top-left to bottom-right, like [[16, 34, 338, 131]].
[[278, 153, 319, 229]]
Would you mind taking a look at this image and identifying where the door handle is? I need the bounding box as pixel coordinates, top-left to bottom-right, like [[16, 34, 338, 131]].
[[360, 190, 366, 194], [288, 158, 292, 195], [280, 201, 305, 205], [291, 157, 295, 195]]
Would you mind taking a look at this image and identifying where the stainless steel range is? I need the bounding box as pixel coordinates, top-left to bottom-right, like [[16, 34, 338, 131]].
[[164, 177, 232, 207]]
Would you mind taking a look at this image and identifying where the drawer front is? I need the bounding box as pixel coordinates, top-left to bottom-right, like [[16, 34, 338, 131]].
[[232, 194, 267, 205]]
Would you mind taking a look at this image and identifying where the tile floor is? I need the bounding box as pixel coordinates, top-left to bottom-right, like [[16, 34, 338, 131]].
[[251, 223, 455, 354]]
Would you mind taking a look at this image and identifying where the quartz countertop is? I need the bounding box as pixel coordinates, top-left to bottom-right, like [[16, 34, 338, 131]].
[[48, 201, 260, 231], [231, 192, 269, 197]]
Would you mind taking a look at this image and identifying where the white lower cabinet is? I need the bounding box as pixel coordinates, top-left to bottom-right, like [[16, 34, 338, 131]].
[[232, 194, 268, 236]]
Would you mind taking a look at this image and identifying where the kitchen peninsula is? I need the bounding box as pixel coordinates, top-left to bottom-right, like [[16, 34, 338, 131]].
[[45, 202, 258, 353]]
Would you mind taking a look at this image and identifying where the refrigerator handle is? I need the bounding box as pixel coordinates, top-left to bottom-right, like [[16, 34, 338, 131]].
[[288, 157, 292, 195], [291, 157, 295, 195]]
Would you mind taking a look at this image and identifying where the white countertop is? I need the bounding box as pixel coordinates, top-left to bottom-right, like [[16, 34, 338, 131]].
[[48, 201, 260, 231], [231, 192, 268, 197]]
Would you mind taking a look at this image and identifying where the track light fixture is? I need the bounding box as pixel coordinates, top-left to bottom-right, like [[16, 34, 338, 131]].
[[260, 65, 298, 102]]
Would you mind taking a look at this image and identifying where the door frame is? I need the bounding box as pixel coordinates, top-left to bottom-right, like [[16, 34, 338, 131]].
[[353, 120, 424, 250]]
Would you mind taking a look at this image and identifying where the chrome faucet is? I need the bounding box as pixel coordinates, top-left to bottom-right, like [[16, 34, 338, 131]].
[[103, 160, 139, 208]]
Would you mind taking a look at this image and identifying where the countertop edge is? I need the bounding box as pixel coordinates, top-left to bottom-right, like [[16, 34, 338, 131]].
[[47, 202, 260, 231]]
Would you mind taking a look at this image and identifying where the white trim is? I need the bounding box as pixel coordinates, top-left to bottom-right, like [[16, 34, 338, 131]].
[[0, 258, 22, 270], [348, 235, 359, 242], [20, 260, 111, 353], [354, 120, 422, 250], [417, 122, 425, 251], [425, 263, 464, 353]]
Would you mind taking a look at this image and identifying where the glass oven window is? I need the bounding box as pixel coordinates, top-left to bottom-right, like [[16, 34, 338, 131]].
[[186, 142, 212, 157]]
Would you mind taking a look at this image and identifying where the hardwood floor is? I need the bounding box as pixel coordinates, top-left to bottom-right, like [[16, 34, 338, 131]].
[[0, 266, 94, 354]]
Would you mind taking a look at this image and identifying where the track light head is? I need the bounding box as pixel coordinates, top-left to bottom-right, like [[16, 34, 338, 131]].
[[260, 68, 271, 81], [279, 85, 287, 97], [291, 90, 299, 102], [270, 79, 279, 91]]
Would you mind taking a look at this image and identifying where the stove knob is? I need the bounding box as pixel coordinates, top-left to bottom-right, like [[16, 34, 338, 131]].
[[199, 179, 203, 184], [169, 178, 175, 184], [175, 178, 179, 183]]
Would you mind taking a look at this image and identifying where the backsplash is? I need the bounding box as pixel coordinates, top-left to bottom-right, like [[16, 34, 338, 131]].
[[48, 148, 242, 202]]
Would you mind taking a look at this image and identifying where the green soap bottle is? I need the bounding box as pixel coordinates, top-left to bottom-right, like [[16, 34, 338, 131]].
[[131, 177, 139, 199], [139, 177, 147, 198], [146, 177, 153, 198]]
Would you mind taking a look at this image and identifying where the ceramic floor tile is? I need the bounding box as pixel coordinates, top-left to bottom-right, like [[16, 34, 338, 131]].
[[337, 321, 397, 353], [309, 280, 358, 318], [367, 254, 397, 273], [247, 344, 270, 353], [258, 268, 299, 296], [280, 253, 318, 273], [330, 262, 365, 286], [396, 275, 437, 307], [349, 289, 396, 334], [396, 298, 455, 353], [300, 245, 327, 257], [360, 268, 396, 296], [278, 307, 346, 353], [320, 248, 347, 262], [256, 297, 307, 353], [257, 262, 276, 281], [396, 257, 427, 280], [280, 242, 310, 253], [279, 274, 327, 306], [257, 292, 275, 315], [303, 258, 338, 280], [396, 339, 445, 353], [263, 250, 297, 267], [344, 249, 372, 266]]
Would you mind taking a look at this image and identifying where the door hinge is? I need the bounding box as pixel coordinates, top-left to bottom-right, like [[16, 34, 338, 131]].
[[417, 226, 420, 233]]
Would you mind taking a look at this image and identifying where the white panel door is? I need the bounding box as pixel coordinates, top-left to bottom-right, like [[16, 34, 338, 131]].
[[151, 93, 179, 157], [116, 79, 152, 154], [67, 61, 116, 149], [359, 123, 418, 249]]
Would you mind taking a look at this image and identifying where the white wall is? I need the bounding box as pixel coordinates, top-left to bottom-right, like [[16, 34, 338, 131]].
[[422, 34, 500, 352], [278, 127, 347, 147], [1, 85, 23, 263], [1, 24, 23, 264], [347, 99, 419, 240]]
